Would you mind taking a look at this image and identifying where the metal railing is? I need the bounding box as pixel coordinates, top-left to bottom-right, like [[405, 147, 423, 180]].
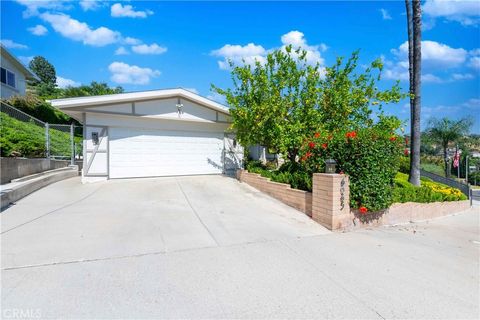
[[420, 169, 470, 198], [1, 101, 82, 163]]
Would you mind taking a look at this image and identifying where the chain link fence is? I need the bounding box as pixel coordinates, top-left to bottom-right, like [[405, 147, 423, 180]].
[[1, 101, 82, 161]]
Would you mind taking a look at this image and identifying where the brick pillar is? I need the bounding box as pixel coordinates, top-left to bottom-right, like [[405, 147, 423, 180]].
[[312, 173, 351, 231]]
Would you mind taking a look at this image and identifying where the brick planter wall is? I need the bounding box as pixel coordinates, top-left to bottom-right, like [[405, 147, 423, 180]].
[[344, 200, 471, 230], [236, 170, 312, 216], [238, 170, 471, 231]]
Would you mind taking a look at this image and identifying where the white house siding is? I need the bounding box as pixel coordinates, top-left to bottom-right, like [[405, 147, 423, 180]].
[[1, 55, 27, 99]]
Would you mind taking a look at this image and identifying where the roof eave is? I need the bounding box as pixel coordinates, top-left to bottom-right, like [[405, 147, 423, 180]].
[[0, 44, 39, 81], [49, 89, 230, 115]]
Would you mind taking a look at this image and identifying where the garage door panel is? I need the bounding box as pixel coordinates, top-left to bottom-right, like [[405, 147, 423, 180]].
[[109, 127, 224, 178]]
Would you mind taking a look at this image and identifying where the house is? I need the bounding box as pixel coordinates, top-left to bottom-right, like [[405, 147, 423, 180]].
[[50, 88, 243, 183], [1, 44, 38, 99]]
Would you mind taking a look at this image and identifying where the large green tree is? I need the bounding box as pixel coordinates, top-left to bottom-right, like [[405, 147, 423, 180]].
[[29, 56, 56, 86], [426, 117, 473, 177], [213, 47, 405, 163], [213, 46, 322, 162]]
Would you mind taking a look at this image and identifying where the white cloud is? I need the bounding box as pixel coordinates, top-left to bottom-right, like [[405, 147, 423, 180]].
[[423, 0, 480, 26], [422, 73, 443, 83], [0, 39, 28, 49], [15, 0, 72, 18], [467, 49, 480, 70], [384, 40, 475, 83], [111, 3, 153, 18], [280, 30, 326, 65], [108, 62, 160, 85], [56, 76, 80, 88], [18, 56, 34, 65], [462, 98, 480, 109], [114, 46, 129, 55], [40, 12, 120, 47], [468, 56, 480, 70], [123, 37, 142, 45], [211, 31, 326, 70], [79, 0, 102, 11], [380, 8, 392, 20], [451, 73, 474, 80], [131, 43, 167, 55], [393, 40, 467, 68], [28, 24, 48, 36], [211, 43, 267, 70], [423, 98, 480, 119]]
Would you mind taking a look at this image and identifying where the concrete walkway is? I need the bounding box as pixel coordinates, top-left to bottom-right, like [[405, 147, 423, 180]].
[[1, 176, 479, 319]]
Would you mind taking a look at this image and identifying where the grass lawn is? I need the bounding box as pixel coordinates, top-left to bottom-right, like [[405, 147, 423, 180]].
[[421, 162, 446, 177]]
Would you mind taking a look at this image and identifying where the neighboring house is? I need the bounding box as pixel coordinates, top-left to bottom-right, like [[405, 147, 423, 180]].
[[0, 44, 38, 99], [50, 88, 243, 183]]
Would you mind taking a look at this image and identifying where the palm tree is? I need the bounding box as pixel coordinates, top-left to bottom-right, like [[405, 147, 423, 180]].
[[426, 118, 473, 177], [405, 0, 422, 186]]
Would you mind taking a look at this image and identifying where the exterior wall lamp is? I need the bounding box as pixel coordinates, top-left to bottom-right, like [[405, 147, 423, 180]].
[[325, 159, 337, 174]]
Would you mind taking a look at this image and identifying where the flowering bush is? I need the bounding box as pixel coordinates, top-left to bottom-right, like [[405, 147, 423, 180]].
[[298, 117, 404, 212]]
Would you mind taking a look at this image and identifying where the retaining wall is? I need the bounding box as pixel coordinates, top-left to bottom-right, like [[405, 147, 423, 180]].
[[236, 170, 312, 216], [0, 158, 70, 184]]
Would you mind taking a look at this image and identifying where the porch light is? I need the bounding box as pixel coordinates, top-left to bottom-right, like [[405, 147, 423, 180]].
[[325, 159, 337, 174]]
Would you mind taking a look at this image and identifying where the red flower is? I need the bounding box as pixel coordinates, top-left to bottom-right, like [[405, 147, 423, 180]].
[[308, 142, 316, 149], [404, 149, 410, 156], [314, 132, 321, 138], [359, 206, 368, 214], [346, 131, 357, 139], [389, 136, 397, 141], [322, 143, 328, 149]]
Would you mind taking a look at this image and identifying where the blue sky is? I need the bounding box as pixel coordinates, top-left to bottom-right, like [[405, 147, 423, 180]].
[[1, 0, 479, 132]]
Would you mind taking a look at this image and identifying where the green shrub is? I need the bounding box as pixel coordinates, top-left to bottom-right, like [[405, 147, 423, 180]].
[[3, 95, 74, 125], [398, 156, 410, 174], [245, 159, 312, 191], [392, 173, 466, 203]]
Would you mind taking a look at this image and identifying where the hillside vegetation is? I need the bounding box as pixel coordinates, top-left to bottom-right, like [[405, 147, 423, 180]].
[[0, 112, 81, 158]]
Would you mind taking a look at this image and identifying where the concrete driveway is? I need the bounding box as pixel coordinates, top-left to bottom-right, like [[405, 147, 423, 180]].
[[1, 176, 479, 319]]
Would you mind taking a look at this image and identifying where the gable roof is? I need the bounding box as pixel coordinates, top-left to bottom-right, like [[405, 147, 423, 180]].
[[0, 44, 39, 81], [49, 88, 230, 115]]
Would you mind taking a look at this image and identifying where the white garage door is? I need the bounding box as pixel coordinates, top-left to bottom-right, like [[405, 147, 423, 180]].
[[109, 127, 225, 178]]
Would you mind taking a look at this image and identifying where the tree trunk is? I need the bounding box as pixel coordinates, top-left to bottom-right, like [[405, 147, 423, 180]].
[[405, 0, 414, 144], [408, 0, 422, 186]]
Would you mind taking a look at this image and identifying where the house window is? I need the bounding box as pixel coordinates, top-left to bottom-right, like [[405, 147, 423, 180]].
[[0, 67, 16, 88]]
